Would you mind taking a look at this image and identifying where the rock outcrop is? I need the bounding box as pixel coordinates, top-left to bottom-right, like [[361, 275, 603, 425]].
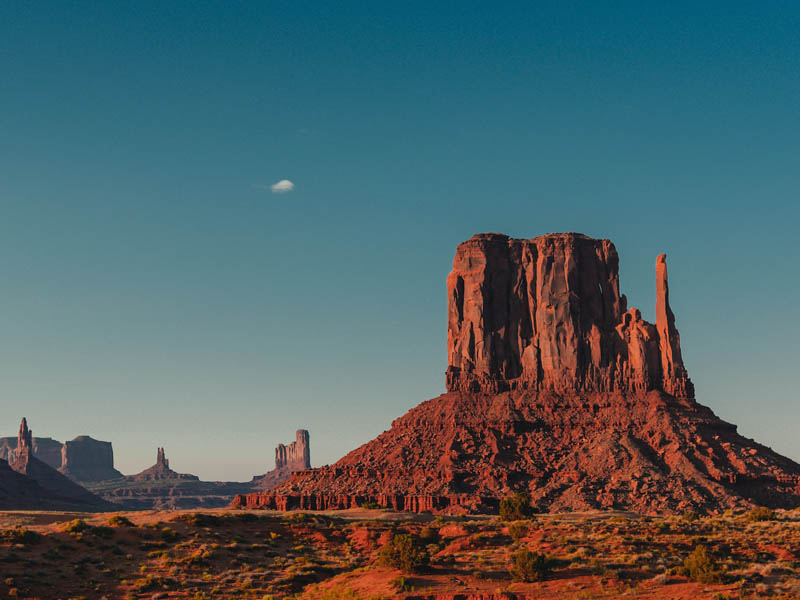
[[0, 435, 63, 470], [1, 430, 122, 482], [59, 436, 123, 482], [8, 419, 112, 510], [252, 430, 312, 490], [445, 233, 692, 397], [127, 447, 198, 482], [276, 430, 311, 472], [234, 232, 800, 515]]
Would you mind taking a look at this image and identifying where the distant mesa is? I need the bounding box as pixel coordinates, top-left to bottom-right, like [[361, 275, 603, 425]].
[[234, 232, 800, 515], [126, 447, 199, 482], [85, 432, 310, 510]]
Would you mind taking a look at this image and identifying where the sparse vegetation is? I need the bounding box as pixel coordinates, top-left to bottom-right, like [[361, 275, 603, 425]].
[[508, 520, 530, 541], [677, 545, 722, 584], [0, 528, 41, 545], [509, 549, 552, 582], [378, 532, 429, 573], [499, 492, 533, 521], [745, 506, 777, 522], [2, 508, 797, 598], [108, 515, 135, 528]]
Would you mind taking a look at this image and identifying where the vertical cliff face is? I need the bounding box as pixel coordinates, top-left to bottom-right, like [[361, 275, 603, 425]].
[[275, 430, 311, 472], [59, 436, 122, 482], [445, 233, 692, 397]]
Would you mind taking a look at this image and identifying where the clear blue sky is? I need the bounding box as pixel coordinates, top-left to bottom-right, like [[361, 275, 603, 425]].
[[1, 2, 798, 481]]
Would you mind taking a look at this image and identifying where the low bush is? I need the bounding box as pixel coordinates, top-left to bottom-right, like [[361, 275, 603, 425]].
[[508, 521, 531, 541], [510, 549, 552, 582], [391, 575, 412, 591], [419, 526, 440, 543], [178, 513, 220, 527], [60, 519, 91, 534], [108, 515, 135, 528], [1, 528, 42, 545], [676, 545, 722, 584], [745, 507, 776, 522], [378, 533, 429, 573], [681, 510, 700, 523], [499, 493, 533, 522]]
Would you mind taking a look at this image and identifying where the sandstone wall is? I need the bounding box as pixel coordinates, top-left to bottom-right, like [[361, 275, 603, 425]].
[[59, 436, 122, 482], [275, 430, 310, 472], [446, 233, 692, 397]]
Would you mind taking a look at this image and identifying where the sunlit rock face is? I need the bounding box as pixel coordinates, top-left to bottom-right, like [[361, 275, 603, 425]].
[[445, 232, 691, 398]]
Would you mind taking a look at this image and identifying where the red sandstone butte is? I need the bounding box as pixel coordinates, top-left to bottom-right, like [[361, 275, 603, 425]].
[[251, 430, 311, 490], [232, 233, 800, 515]]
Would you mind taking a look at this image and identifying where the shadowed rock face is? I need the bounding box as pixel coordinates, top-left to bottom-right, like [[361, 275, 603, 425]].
[[59, 436, 122, 482], [445, 233, 692, 397], [235, 232, 800, 515], [8, 419, 112, 510]]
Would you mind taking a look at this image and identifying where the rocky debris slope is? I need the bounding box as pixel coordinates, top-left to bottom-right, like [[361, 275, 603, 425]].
[[8, 419, 112, 510], [251, 430, 311, 490], [59, 436, 122, 482], [234, 232, 800, 515]]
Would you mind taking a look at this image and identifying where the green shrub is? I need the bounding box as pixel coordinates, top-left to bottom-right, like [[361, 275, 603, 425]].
[[419, 526, 440, 543], [510, 549, 552, 582], [499, 493, 533, 522], [108, 515, 135, 528], [679, 545, 721, 583], [745, 507, 776, 522], [178, 513, 220, 527], [391, 575, 412, 591], [1, 528, 42, 545], [508, 521, 530, 541], [681, 510, 699, 523], [60, 519, 90, 534], [378, 533, 429, 573], [360, 501, 381, 510]]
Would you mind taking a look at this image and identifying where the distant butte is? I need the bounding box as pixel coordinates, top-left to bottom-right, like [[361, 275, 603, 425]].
[[251, 430, 311, 491], [233, 232, 800, 514]]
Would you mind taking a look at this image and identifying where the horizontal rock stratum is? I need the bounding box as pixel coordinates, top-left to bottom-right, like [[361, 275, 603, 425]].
[[233, 232, 800, 514]]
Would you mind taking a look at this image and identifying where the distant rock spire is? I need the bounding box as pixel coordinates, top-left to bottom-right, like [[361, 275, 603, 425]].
[[156, 447, 169, 469], [18, 418, 33, 452]]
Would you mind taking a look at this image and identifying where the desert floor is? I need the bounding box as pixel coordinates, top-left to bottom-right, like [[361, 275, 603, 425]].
[[1, 506, 798, 599]]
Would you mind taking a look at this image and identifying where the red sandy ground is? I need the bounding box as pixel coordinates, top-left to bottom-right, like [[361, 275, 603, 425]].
[[1, 508, 798, 599]]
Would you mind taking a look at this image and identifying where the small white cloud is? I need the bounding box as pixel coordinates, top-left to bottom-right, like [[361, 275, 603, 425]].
[[270, 179, 295, 193]]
